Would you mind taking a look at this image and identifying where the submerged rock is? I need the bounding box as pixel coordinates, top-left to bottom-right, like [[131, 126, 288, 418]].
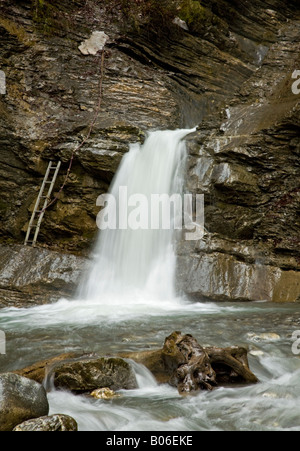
[[13, 414, 78, 432], [249, 349, 264, 357], [0, 373, 49, 431], [247, 332, 281, 342]]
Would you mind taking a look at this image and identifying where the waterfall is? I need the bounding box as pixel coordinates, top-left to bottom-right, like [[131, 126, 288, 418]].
[[78, 128, 196, 305]]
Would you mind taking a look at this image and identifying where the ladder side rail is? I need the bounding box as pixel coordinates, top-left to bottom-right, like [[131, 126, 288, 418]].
[[32, 161, 61, 246], [24, 161, 53, 245]]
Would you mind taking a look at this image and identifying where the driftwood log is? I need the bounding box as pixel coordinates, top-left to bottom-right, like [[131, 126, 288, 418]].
[[122, 331, 258, 394]]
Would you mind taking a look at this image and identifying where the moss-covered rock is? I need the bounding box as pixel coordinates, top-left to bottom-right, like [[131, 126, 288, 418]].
[[51, 357, 138, 392]]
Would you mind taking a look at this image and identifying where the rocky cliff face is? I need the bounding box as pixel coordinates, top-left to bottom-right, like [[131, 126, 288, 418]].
[[0, 0, 299, 304], [178, 3, 300, 302]]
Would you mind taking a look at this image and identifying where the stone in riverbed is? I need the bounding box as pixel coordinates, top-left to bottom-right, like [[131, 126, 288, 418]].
[[0, 373, 49, 431], [13, 414, 78, 431], [51, 357, 138, 392], [90, 388, 121, 400], [247, 332, 281, 342]]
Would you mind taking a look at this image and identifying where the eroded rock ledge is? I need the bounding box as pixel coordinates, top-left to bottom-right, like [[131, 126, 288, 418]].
[[0, 244, 86, 307]]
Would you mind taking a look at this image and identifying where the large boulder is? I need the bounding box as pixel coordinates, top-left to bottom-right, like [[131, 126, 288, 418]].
[[0, 373, 49, 431], [13, 414, 78, 432], [51, 357, 138, 392]]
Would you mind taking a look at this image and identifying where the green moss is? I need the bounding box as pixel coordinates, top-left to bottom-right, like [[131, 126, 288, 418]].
[[177, 0, 211, 32], [0, 199, 8, 214], [178, 0, 206, 24], [0, 17, 34, 47], [104, 0, 180, 34], [31, 0, 71, 35], [114, 0, 212, 36]]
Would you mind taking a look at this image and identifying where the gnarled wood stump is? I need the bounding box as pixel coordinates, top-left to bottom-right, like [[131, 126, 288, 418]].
[[160, 331, 258, 394], [162, 332, 217, 393]]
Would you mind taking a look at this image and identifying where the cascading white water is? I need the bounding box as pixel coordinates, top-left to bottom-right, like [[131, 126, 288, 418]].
[[78, 128, 196, 304]]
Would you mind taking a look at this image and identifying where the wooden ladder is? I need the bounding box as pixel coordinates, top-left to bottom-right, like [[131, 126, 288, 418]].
[[24, 160, 61, 247]]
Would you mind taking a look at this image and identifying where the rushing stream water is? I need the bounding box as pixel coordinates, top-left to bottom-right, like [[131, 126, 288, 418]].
[[0, 129, 299, 431], [1, 300, 300, 431]]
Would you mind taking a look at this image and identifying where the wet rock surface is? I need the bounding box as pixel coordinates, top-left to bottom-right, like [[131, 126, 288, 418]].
[[90, 387, 121, 400], [0, 244, 86, 307], [49, 356, 138, 392], [0, 0, 179, 253], [177, 5, 300, 302], [0, 373, 49, 431], [13, 414, 78, 431]]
